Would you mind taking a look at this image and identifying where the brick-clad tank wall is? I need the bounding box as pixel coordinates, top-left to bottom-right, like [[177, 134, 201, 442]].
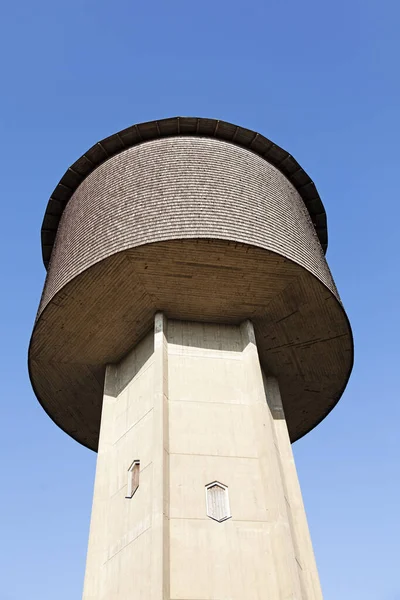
[[39, 136, 338, 316]]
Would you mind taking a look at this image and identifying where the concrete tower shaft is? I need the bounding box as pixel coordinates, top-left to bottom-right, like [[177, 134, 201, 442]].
[[28, 117, 353, 600], [82, 315, 324, 599]]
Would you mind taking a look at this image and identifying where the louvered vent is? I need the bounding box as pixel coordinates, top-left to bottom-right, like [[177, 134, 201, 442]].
[[205, 482, 231, 522], [125, 460, 140, 498]]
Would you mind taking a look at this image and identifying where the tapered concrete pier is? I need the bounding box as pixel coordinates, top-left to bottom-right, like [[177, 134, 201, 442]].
[[29, 117, 353, 599]]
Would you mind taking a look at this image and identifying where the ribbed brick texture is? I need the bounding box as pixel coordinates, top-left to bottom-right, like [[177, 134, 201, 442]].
[[39, 137, 337, 315]]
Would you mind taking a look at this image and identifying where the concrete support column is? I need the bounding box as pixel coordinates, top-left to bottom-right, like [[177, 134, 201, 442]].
[[82, 319, 159, 599], [265, 377, 323, 600], [240, 320, 304, 599], [82, 316, 323, 600], [151, 313, 170, 600], [82, 365, 117, 600]]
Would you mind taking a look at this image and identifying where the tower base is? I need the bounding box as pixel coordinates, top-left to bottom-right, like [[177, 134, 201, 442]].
[[82, 314, 323, 599]]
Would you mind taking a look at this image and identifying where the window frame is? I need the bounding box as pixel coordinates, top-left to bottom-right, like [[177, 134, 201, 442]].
[[125, 460, 140, 499]]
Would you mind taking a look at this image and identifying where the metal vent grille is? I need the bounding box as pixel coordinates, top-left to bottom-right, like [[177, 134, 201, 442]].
[[205, 482, 231, 522]]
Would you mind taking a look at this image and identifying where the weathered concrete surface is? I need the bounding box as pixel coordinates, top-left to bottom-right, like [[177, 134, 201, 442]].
[[82, 315, 322, 599]]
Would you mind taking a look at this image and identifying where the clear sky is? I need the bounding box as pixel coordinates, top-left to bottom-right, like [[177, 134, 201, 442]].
[[1, 0, 399, 598]]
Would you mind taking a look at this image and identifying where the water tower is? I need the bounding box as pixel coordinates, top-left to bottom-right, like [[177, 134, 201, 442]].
[[29, 117, 353, 599]]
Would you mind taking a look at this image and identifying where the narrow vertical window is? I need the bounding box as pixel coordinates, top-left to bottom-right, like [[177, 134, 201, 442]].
[[125, 460, 140, 498], [205, 481, 231, 522]]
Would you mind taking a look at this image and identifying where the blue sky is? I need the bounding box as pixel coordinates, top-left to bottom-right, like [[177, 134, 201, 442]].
[[1, 0, 399, 598]]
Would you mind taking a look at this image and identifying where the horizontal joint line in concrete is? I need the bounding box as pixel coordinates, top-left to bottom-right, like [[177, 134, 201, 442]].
[[169, 452, 258, 459], [113, 407, 154, 445], [169, 517, 273, 523], [167, 351, 242, 360], [169, 400, 251, 407], [102, 525, 151, 565]]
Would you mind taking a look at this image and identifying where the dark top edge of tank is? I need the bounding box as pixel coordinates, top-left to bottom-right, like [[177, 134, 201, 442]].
[[41, 116, 328, 268]]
